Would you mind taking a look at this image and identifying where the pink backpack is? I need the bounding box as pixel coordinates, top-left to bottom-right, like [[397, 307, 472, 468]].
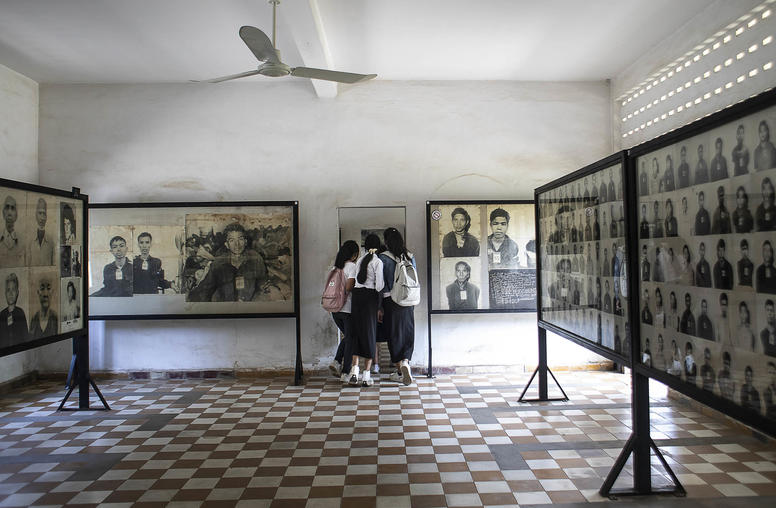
[[321, 267, 347, 312]]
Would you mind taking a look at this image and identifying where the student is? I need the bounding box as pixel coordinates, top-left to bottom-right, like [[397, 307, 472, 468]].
[[328, 240, 359, 380], [29, 275, 57, 340], [133, 232, 173, 294], [91, 236, 133, 297], [756, 177, 776, 231], [380, 228, 416, 386], [28, 198, 54, 266], [347, 234, 384, 387], [446, 261, 479, 310], [732, 124, 750, 175], [0, 196, 24, 268], [755, 119, 776, 171], [442, 207, 480, 257], [0, 273, 28, 347], [732, 186, 754, 233], [487, 208, 519, 268]]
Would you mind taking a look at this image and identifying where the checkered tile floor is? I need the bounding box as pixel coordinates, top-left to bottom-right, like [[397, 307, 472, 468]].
[[0, 370, 774, 507]]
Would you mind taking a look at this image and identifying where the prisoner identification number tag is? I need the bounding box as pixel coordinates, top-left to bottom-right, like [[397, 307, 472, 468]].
[[115, 269, 123, 280], [142, 261, 148, 270], [493, 252, 501, 264], [235, 276, 245, 290], [459, 291, 467, 301]]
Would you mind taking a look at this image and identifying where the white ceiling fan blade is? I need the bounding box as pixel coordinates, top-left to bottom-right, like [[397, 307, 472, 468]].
[[291, 67, 376, 84], [239, 26, 280, 64], [193, 70, 262, 83]]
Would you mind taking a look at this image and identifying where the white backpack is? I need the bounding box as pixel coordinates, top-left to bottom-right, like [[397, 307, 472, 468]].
[[384, 252, 421, 307]]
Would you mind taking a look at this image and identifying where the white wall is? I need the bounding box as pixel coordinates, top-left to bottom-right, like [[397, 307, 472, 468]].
[[36, 80, 612, 374], [0, 63, 39, 383]]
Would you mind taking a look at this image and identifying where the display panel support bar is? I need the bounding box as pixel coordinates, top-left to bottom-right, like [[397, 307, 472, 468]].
[[518, 327, 568, 402], [58, 335, 110, 411]]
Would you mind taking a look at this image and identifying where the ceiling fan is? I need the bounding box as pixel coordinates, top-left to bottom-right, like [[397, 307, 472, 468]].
[[198, 0, 376, 84]]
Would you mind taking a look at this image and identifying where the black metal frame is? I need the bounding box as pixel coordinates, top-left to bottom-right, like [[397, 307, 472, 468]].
[[425, 200, 536, 378], [0, 178, 89, 358], [87, 200, 304, 386], [626, 87, 776, 439], [534, 151, 633, 368]]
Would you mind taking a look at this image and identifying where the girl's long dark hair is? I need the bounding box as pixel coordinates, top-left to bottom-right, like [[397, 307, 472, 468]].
[[357, 234, 381, 284], [383, 227, 408, 258], [334, 240, 359, 269]]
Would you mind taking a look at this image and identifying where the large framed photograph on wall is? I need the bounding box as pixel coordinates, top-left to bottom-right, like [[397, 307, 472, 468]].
[[634, 88, 776, 435], [427, 201, 536, 312], [536, 152, 632, 365], [1, 178, 88, 357], [88, 201, 298, 319]]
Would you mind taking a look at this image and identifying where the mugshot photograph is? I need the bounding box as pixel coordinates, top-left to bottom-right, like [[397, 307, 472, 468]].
[[755, 176, 776, 231], [444, 259, 480, 310], [28, 269, 59, 340], [91, 235, 133, 297], [756, 239, 776, 294], [762, 298, 776, 357], [717, 351, 736, 401], [696, 298, 714, 341], [441, 207, 480, 257], [663, 154, 676, 192], [678, 193, 692, 237], [737, 238, 755, 287], [60, 202, 77, 246], [679, 243, 695, 286], [27, 196, 55, 267], [666, 291, 680, 332], [765, 361, 776, 420], [755, 119, 776, 171], [716, 293, 733, 346], [680, 292, 697, 336], [649, 157, 661, 195], [695, 241, 712, 288], [741, 365, 762, 413], [700, 347, 716, 392], [639, 204, 650, 239], [711, 185, 732, 234], [0, 270, 28, 348], [651, 200, 663, 238], [60, 246, 71, 278], [664, 199, 678, 237], [684, 341, 698, 386], [732, 123, 751, 175], [486, 207, 520, 268], [709, 137, 729, 181], [734, 298, 758, 352], [732, 185, 754, 233], [71, 247, 82, 278], [713, 238, 734, 290], [677, 145, 691, 188], [694, 143, 709, 185], [132, 232, 173, 295], [694, 190, 711, 236], [0, 193, 26, 269]]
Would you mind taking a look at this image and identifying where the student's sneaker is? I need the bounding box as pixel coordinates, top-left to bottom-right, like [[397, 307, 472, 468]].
[[348, 366, 360, 386], [389, 371, 403, 383], [329, 361, 341, 377], [373, 364, 380, 374], [400, 360, 413, 386], [361, 371, 374, 387], [340, 373, 349, 383]]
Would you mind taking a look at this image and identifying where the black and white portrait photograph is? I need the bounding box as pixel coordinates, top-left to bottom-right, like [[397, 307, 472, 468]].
[[439, 205, 481, 258], [0, 268, 30, 349], [26, 195, 56, 267], [0, 190, 27, 269], [60, 201, 78, 246], [441, 257, 482, 310], [27, 267, 59, 340], [89, 227, 134, 298], [60, 277, 82, 333]]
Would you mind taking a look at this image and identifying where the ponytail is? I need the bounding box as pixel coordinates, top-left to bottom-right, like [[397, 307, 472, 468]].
[[357, 234, 381, 284]]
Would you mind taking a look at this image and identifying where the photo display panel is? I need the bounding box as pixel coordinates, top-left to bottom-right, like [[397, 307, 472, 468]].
[[1, 180, 86, 356], [537, 159, 631, 362], [637, 100, 776, 425], [88, 202, 296, 318], [428, 201, 536, 312]]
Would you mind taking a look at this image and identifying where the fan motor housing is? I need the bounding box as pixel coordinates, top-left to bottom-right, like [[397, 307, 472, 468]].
[[259, 62, 291, 78]]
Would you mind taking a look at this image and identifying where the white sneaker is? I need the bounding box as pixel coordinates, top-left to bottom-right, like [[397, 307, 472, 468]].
[[389, 371, 403, 383], [340, 373, 349, 383], [348, 366, 360, 386], [361, 371, 374, 387], [373, 364, 380, 374], [400, 360, 413, 386], [329, 361, 341, 377]]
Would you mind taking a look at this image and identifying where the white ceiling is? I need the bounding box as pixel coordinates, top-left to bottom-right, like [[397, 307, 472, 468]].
[[0, 0, 718, 95]]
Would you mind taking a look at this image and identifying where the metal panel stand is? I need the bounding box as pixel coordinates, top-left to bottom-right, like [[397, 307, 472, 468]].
[[518, 327, 568, 402], [598, 372, 684, 498], [59, 334, 110, 411], [425, 314, 434, 378]]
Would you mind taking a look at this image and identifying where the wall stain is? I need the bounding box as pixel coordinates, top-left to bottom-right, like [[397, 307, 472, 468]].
[[160, 179, 206, 191]]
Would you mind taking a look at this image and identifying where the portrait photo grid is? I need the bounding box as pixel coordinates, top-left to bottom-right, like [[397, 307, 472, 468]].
[[638, 104, 776, 421], [1, 185, 84, 352], [429, 203, 536, 311], [88, 205, 295, 317], [537, 163, 631, 360]]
